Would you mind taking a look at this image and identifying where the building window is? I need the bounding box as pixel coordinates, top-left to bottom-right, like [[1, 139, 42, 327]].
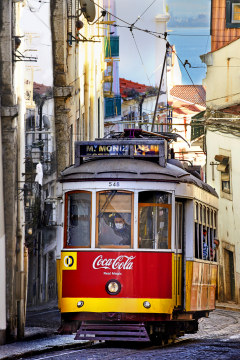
[[215, 154, 230, 194], [232, 3, 240, 22], [226, 0, 240, 28]]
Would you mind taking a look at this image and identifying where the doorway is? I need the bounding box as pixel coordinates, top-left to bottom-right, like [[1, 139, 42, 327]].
[[224, 249, 235, 301]]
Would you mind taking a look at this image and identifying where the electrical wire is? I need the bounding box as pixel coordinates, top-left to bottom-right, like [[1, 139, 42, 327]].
[[171, 47, 206, 105], [132, 0, 157, 26], [205, 35, 210, 53], [206, 91, 240, 102], [26, 0, 48, 13], [89, 0, 165, 39], [130, 30, 152, 86], [28, 11, 50, 29]]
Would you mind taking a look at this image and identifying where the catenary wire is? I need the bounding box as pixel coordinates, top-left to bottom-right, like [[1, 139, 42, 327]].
[[89, 0, 165, 38], [132, 0, 157, 26], [171, 47, 206, 104], [27, 10, 51, 29], [85, 2, 240, 109], [130, 30, 152, 86]]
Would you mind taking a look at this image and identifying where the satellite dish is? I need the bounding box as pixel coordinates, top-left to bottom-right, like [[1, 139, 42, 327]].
[[80, 0, 96, 23]]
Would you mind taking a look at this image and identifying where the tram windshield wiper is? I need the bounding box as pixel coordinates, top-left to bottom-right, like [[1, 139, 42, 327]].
[[98, 190, 117, 218]]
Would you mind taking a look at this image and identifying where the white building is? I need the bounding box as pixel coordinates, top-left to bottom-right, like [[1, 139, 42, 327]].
[[194, 0, 240, 304]]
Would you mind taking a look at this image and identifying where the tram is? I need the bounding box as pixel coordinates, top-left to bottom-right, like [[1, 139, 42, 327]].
[[56, 129, 218, 343]]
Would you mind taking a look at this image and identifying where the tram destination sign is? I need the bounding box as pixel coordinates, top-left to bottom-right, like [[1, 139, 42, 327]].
[[75, 140, 167, 167], [81, 144, 130, 156]]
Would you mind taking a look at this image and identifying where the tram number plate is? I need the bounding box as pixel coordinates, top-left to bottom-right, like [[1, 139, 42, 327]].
[[108, 181, 120, 188]]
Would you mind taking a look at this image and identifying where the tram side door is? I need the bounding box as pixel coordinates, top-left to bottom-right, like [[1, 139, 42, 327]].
[[174, 202, 183, 307]]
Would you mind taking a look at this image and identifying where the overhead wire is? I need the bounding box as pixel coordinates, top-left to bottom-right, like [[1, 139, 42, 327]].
[[89, 0, 165, 39], [90, 0, 240, 119], [171, 47, 206, 105], [132, 0, 157, 26], [130, 30, 152, 86], [27, 10, 51, 29]]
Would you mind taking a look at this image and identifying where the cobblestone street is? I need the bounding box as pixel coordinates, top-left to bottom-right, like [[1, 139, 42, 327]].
[[20, 309, 240, 360]]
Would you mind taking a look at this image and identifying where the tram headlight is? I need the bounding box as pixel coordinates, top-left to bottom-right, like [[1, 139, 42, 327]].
[[143, 301, 151, 309], [106, 280, 121, 295], [77, 300, 84, 308]]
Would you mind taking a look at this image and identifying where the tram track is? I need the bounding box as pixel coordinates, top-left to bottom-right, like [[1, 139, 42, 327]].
[[27, 309, 240, 360], [26, 309, 59, 318], [29, 335, 194, 360]]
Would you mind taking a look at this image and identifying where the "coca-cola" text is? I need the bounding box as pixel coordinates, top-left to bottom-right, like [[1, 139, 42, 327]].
[[93, 255, 135, 270]]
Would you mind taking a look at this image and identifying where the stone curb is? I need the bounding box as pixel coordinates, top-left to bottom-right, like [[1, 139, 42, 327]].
[[0, 339, 94, 360]]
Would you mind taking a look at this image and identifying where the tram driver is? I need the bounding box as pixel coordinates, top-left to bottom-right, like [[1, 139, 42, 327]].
[[113, 213, 131, 245], [98, 212, 131, 246]]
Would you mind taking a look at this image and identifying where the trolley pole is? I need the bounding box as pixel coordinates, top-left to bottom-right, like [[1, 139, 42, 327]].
[[151, 42, 170, 132]]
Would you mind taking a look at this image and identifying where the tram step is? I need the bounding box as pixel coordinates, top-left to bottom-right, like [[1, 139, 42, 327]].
[[75, 321, 150, 342]]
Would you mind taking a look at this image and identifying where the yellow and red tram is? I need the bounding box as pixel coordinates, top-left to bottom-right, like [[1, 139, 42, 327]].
[[56, 130, 218, 342]]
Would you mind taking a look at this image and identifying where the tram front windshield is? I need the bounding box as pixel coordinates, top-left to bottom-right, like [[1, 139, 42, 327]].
[[65, 190, 172, 250], [97, 191, 132, 248]]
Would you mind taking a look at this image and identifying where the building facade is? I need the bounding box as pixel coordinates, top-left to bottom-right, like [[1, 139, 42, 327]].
[[198, 0, 240, 303], [0, 0, 28, 342]]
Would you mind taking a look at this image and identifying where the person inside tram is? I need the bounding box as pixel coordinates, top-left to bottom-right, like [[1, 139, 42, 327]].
[[113, 213, 131, 245], [210, 238, 219, 261], [98, 212, 131, 246], [203, 227, 208, 260]]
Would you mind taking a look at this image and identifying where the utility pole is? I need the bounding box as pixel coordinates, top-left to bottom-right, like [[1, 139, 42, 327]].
[[151, 42, 169, 132]]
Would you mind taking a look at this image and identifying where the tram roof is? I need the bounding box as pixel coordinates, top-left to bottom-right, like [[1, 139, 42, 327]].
[[60, 158, 218, 198]]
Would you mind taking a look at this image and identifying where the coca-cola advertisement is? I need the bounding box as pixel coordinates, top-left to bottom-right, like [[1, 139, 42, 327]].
[[93, 255, 135, 271], [62, 252, 172, 299]]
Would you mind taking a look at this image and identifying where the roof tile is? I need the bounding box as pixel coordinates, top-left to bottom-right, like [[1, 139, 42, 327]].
[[169, 85, 206, 106]]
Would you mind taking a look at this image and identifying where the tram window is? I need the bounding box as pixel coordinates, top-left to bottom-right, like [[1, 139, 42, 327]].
[[175, 202, 183, 250], [195, 203, 198, 221], [213, 229, 218, 262], [138, 191, 171, 250], [213, 212, 217, 229], [194, 203, 218, 262], [210, 210, 213, 227], [206, 208, 209, 226], [195, 222, 199, 258], [139, 191, 171, 204], [96, 191, 133, 248], [206, 227, 210, 261], [199, 224, 203, 259], [65, 191, 91, 247], [203, 206, 206, 225]]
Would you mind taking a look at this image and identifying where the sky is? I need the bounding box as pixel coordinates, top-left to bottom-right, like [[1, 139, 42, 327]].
[[20, 1, 53, 86], [19, 0, 212, 87], [167, 0, 211, 17]]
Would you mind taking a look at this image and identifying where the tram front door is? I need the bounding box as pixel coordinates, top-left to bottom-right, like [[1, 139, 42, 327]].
[[174, 202, 183, 307]]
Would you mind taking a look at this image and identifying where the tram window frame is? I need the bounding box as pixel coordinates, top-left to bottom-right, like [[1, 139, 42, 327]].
[[203, 206, 206, 225], [96, 190, 134, 249], [175, 202, 183, 251], [138, 191, 172, 250], [138, 203, 171, 249], [194, 202, 217, 262], [64, 190, 92, 249]]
